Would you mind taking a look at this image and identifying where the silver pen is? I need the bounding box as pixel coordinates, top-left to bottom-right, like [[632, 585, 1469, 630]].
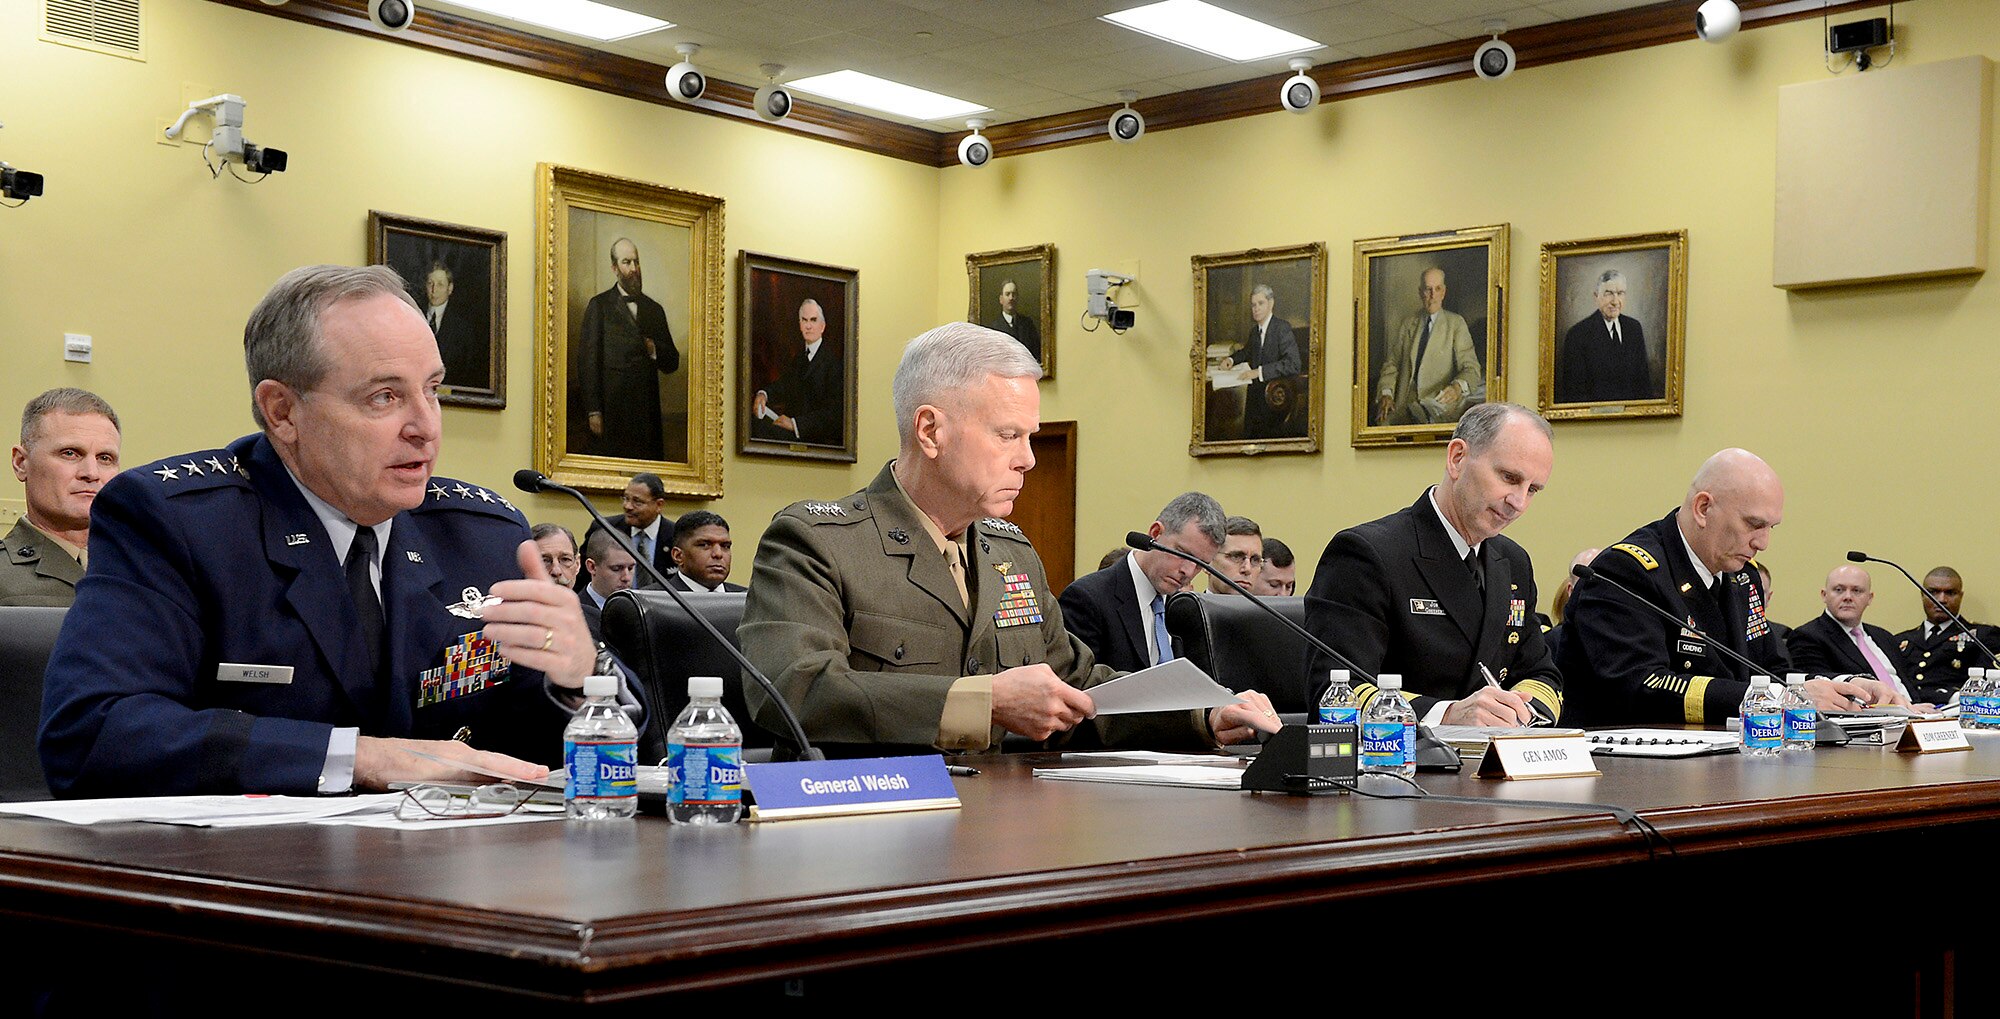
[[1479, 661, 1555, 726]]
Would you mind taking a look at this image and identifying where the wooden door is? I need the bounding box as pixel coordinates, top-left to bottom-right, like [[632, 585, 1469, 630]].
[[1015, 421, 1078, 594]]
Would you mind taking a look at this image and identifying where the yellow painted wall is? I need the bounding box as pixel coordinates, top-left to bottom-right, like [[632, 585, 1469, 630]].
[[3, 0, 1993, 630], [937, 0, 2000, 630], [0, 0, 939, 582]]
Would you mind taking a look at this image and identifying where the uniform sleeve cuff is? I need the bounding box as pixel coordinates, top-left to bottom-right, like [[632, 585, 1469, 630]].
[[937, 675, 994, 752]]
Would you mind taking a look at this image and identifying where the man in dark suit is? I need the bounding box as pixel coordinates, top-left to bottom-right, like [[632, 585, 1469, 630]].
[[422, 262, 485, 390], [1787, 565, 1921, 703], [1220, 284, 1302, 439], [39, 264, 610, 797], [577, 472, 676, 592], [1301, 402, 1562, 726], [664, 510, 745, 593], [985, 279, 1042, 361], [1560, 449, 1905, 725], [752, 298, 842, 446], [574, 237, 679, 461], [1058, 492, 1226, 672], [1555, 269, 1655, 404], [1893, 566, 2000, 705]]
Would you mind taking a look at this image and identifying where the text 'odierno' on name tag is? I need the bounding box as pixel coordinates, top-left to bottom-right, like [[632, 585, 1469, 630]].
[[1896, 719, 1972, 754], [741, 756, 962, 821], [1476, 733, 1602, 780]]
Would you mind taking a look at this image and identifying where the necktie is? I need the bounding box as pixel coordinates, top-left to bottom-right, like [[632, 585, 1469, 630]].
[[430, 311, 442, 333], [634, 530, 650, 566], [1610, 320, 1621, 344], [1413, 316, 1433, 386], [1151, 594, 1174, 665], [1851, 626, 1899, 686], [1464, 548, 1484, 591], [945, 541, 968, 609], [346, 526, 385, 682]]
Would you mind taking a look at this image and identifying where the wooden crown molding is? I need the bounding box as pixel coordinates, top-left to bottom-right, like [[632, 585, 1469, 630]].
[[212, 0, 1906, 168]]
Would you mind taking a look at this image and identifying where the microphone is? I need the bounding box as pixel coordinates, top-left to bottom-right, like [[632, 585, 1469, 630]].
[[1846, 550, 2000, 666], [516, 469, 824, 760]]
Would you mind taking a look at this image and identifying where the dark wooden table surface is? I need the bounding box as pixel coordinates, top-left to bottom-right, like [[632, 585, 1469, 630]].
[[3, 738, 1996, 1010]]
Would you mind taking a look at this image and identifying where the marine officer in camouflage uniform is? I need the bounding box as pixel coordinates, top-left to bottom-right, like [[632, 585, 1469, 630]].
[[2, 388, 121, 607], [740, 322, 1279, 758]]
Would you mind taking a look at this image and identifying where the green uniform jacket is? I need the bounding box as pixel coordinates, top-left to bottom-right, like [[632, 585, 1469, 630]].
[[740, 463, 1211, 757], [0, 519, 83, 607]]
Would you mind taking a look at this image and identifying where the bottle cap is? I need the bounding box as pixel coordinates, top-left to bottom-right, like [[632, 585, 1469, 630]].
[[1785, 672, 1805, 686], [583, 674, 618, 698], [1973, 668, 1986, 680], [689, 675, 723, 699], [1377, 673, 1402, 692], [1749, 674, 1771, 688], [1328, 669, 1349, 686]]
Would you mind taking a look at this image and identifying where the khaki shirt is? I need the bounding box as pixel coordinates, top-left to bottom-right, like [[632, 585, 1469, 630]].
[[0, 518, 84, 607]]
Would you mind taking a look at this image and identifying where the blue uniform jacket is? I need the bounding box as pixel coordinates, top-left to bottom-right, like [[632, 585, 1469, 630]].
[[40, 433, 583, 797]]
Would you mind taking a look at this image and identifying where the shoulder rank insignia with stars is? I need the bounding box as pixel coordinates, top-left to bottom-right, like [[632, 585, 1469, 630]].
[[980, 517, 1024, 537], [1611, 543, 1657, 570], [803, 500, 846, 517]]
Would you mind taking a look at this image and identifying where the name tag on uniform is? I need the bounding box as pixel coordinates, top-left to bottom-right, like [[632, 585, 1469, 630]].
[[217, 663, 293, 684], [1409, 599, 1445, 616], [1676, 639, 1706, 656]]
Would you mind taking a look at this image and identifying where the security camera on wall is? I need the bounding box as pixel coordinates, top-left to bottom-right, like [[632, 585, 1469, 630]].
[[1107, 91, 1143, 143], [1473, 22, 1515, 81], [665, 43, 707, 103], [753, 64, 792, 122], [958, 119, 992, 168], [1696, 0, 1741, 43], [1280, 59, 1318, 114], [368, 0, 416, 32]]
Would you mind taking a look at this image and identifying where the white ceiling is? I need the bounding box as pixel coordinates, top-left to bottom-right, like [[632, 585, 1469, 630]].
[[430, 0, 1673, 127]]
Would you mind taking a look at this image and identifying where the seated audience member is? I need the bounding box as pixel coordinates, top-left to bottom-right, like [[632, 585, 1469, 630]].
[[1559, 448, 1905, 725], [1541, 547, 1599, 662], [1059, 492, 1226, 672], [1208, 515, 1263, 595], [531, 522, 580, 589], [578, 471, 674, 590], [1893, 566, 2000, 706], [1786, 565, 1921, 705], [1302, 402, 1562, 727], [40, 265, 603, 797], [664, 509, 743, 592], [3, 388, 120, 607], [738, 322, 1278, 757], [1754, 561, 1793, 658], [1253, 537, 1296, 596], [580, 526, 638, 613], [1097, 547, 1126, 572]]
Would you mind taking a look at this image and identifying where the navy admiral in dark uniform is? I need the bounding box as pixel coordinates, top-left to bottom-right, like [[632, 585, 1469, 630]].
[[1559, 449, 1904, 725], [1893, 566, 2000, 705], [40, 265, 612, 797], [1301, 402, 1563, 727]]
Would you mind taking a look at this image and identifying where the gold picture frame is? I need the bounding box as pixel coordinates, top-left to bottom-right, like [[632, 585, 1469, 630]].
[[736, 250, 860, 463], [1351, 224, 1509, 448], [532, 163, 724, 497], [1190, 242, 1326, 457], [1538, 230, 1688, 421], [966, 243, 1055, 378]]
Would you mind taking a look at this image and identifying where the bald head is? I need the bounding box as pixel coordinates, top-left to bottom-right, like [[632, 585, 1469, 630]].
[[1821, 564, 1874, 627], [1678, 448, 1784, 577]]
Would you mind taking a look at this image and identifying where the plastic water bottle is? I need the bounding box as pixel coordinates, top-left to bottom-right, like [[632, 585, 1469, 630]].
[[1781, 672, 1816, 752], [1318, 669, 1359, 725], [667, 675, 743, 825], [1360, 673, 1417, 777], [1962, 668, 1989, 730], [1740, 674, 1783, 758], [564, 674, 638, 820]]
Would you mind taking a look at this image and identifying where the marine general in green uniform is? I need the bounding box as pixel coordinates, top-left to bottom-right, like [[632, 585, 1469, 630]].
[[740, 322, 1280, 758], [2, 388, 122, 607]]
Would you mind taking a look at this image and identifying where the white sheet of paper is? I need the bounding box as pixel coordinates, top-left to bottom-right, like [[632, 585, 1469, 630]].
[[0, 794, 403, 826], [1033, 765, 1246, 789], [1086, 658, 1242, 715], [1060, 750, 1237, 765]]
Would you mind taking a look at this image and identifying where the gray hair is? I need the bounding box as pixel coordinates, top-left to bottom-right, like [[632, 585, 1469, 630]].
[[1251, 283, 1275, 305], [1156, 492, 1225, 546], [1452, 401, 1551, 455], [891, 322, 1042, 444], [20, 388, 120, 449], [1224, 515, 1262, 539], [1594, 269, 1627, 293], [530, 522, 576, 550], [243, 264, 420, 429]]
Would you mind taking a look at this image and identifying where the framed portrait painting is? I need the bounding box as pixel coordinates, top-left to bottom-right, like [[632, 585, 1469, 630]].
[[532, 163, 724, 498], [966, 244, 1055, 378], [1538, 230, 1687, 421], [1351, 224, 1509, 448], [737, 251, 859, 462], [1190, 242, 1326, 457], [367, 211, 506, 408]]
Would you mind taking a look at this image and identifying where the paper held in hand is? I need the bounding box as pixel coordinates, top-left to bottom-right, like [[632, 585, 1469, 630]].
[[1086, 659, 1245, 715]]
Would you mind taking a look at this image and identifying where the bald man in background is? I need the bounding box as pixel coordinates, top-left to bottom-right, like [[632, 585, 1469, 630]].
[[1785, 565, 1918, 705]]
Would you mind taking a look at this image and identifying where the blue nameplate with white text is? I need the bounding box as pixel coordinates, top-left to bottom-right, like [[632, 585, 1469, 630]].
[[741, 755, 962, 821]]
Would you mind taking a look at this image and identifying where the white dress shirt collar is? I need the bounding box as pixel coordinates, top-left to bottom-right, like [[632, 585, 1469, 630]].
[[1125, 550, 1166, 667], [285, 464, 391, 595], [1675, 522, 1717, 591], [1425, 486, 1478, 559]]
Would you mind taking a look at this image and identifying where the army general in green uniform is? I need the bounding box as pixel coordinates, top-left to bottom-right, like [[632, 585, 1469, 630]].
[[740, 322, 1279, 758], [3, 388, 122, 607]]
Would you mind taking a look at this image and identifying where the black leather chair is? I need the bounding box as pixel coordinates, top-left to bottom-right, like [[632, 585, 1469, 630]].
[[1164, 592, 1313, 715], [600, 589, 771, 763], [0, 607, 65, 801]]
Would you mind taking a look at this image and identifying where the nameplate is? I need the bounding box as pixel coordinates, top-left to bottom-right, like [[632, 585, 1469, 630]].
[[1896, 719, 1972, 754], [216, 663, 293, 685], [741, 755, 962, 822], [1476, 733, 1602, 780]]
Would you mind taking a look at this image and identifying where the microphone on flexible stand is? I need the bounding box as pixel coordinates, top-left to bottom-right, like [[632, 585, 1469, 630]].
[[1847, 550, 2000, 667], [515, 469, 823, 760], [1127, 531, 1461, 777]]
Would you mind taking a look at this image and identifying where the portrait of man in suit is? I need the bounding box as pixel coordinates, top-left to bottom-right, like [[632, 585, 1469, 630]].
[[985, 279, 1042, 361], [1554, 269, 1660, 404], [1353, 226, 1503, 447], [573, 237, 681, 462], [752, 298, 843, 447], [1193, 245, 1323, 453], [371, 213, 503, 407], [1537, 231, 1683, 421], [967, 245, 1053, 376], [1374, 267, 1483, 426], [739, 253, 858, 461], [422, 262, 485, 392]]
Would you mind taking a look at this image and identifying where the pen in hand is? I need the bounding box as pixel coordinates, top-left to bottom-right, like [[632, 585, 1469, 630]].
[[1479, 661, 1554, 726]]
